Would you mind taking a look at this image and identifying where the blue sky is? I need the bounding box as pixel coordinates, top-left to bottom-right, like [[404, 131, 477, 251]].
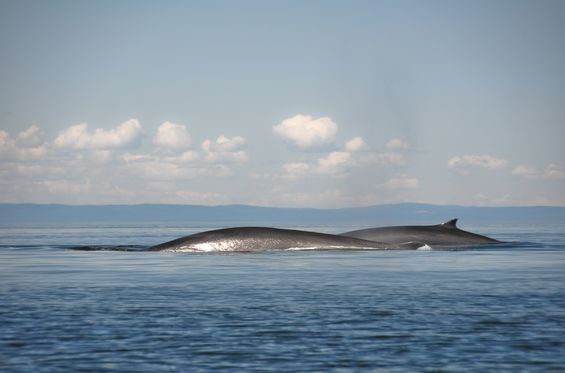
[[1, 0, 564, 207]]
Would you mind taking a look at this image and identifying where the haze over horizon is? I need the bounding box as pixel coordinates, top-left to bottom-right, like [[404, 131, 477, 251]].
[[1, 1, 564, 208]]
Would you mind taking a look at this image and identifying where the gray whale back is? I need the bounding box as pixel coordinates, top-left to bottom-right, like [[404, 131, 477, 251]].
[[340, 219, 499, 246], [147, 227, 419, 252]]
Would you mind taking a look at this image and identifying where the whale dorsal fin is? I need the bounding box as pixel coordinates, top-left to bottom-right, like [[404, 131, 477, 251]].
[[441, 218, 458, 229]]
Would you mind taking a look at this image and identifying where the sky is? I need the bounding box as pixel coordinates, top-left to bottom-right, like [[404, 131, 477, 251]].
[[1, 0, 564, 207]]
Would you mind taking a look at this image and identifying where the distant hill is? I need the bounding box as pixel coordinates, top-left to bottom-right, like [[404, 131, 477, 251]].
[[1, 203, 565, 226]]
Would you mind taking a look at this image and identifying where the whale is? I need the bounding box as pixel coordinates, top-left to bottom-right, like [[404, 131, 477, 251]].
[[146, 226, 425, 252], [340, 219, 500, 246]]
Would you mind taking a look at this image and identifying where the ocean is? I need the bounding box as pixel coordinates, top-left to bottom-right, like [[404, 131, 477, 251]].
[[1, 221, 564, 372]]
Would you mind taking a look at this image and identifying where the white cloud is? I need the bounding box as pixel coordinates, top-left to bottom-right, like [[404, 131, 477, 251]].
[[53, 119, 143, 150], [122, 153, 154, 163], [174, 150, 200, 163], [153, 121, 191, 151], [53, 123, 90, 149], [91, 119, 143, 149], [0, 129, 48, 161], [39, 180, 88, 195], [316, 151, 354, 175], [447, 154, 508, 174], [90, 150, 113, 163], [386, 138, 410, 151], [348, 138, 410, 167], [283, 162, 310, 173], [135, 162, 192, 180], [0, 130, 14, 158], [174, 190, 230, 205], [205, 164, 234, 177], [151, 153, 199, 167], [512, 163, 565, 180], [273, 114, 337, 150], [207, 135, 246, 152], [0, 130, 8, 146], [511, 164, 538, 178], [123, 150, 199, 165], [202, 135, 247, 163], [281, 162, 310, 180], [16, 125, 43, 148], [279, 145, 407, 180], [360, 152, 406, 166], [31, 179, 139, 204], [380, 173, 419, 190], [122, 149, 224, 180], [124, 160, 232, 181], [344, 136, 368, 152], [544, 164, 565, 180]]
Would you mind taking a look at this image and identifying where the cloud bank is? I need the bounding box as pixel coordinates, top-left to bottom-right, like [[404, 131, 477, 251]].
[[0, 119, 249, 204], [2, 115, 563, 207], [271, 114, 410, 181]]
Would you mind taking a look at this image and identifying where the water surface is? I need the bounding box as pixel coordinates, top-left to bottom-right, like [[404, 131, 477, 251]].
[[1, 223, 564, 372]]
